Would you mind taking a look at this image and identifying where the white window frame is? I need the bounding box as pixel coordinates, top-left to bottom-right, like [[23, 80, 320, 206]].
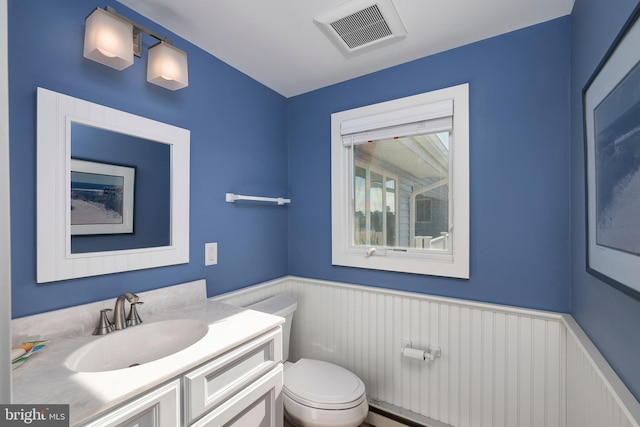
[[331, 83, 469, 279]]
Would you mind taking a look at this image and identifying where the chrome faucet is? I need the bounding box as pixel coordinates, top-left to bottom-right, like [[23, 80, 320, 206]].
[[113, 292, 139, 330]]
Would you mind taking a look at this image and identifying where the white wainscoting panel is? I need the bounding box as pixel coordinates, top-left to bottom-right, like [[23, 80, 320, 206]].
[[564, 316, 640, 427], [214, 276, 640, 427], [284, 278, 565, 427]]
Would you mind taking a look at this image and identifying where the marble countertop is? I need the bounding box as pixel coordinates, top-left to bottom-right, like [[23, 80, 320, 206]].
[[11, 281, 283, 426]]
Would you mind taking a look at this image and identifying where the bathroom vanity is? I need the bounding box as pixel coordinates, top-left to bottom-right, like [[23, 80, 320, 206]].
[[11, 280, 284, 426]]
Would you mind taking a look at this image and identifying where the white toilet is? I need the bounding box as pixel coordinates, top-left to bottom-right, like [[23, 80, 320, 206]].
[[247, 295, 368, 427]]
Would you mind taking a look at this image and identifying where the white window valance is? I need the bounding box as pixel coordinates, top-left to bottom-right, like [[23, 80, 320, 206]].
[[341, 99, 453, 145]]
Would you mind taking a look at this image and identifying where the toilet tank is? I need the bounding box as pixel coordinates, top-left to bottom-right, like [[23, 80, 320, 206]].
[[246, 295, 297, 361]]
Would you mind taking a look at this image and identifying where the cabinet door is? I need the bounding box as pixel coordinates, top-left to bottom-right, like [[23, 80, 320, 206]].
[[192, 364, 283, 427], [82, 380, 180, 427]]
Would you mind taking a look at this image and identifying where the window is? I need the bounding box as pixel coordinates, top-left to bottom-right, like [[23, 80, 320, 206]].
[[354, 162, 398, 247], [416, 195, 432, 223], [331, 84, 469, 278]]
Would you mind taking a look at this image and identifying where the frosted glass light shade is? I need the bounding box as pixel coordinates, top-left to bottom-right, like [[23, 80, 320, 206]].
[[147, 42, 189, 90], [83, 8, 134, 70]]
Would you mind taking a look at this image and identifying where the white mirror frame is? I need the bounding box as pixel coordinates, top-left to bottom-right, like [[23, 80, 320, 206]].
[[36, 87, 190, 283]]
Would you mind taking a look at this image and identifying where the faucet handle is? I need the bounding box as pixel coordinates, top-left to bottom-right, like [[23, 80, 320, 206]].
[[93, 309, 115, 335], [126, 301, 144, 327]]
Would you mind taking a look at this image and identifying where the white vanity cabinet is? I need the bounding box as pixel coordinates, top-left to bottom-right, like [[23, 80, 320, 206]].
[[11, 282, 286, 427], [80, 327, 283, 427]]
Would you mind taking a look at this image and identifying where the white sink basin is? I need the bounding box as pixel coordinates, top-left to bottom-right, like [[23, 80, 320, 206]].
[[65, 319, 209, 373]]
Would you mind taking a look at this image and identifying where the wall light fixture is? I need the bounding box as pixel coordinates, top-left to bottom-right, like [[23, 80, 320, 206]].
[[83, 6, 189, 90]]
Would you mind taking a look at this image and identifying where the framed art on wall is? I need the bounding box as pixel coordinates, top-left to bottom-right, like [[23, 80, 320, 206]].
[[583, 3, 640, 300]]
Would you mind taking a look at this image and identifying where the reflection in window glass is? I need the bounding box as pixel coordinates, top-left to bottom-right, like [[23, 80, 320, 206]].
[[353, 131, 450, 251]]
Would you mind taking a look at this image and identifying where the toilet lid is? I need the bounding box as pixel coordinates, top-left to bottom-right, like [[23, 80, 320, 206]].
[[284, 359, 366, 410]]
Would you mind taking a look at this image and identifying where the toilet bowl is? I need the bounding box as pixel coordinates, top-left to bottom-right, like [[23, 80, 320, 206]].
[[283, 359, 368, 427], [246, 295, 368, 427]]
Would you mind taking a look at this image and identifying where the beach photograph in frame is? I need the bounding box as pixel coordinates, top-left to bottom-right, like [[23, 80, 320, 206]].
[[70, 159, 135, 236]]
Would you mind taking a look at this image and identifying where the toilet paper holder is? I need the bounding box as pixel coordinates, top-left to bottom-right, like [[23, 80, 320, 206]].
[[401, 340, 441, 361]]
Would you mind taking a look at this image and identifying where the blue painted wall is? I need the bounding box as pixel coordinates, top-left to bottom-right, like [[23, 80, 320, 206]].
[[9, 2, 572, 315], [287, 17, 572, 312], [8, 0, 288, 317], [8, 0, 640, 406], [570, 0, 640, 401]]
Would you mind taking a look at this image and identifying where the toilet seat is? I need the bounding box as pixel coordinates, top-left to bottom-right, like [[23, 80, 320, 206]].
[[284, 359, 366, 410]]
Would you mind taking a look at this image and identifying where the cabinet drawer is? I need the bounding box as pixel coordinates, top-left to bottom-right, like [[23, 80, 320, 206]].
[[184, 327, 282, 424], [191, 364, 283, 427], [82, 379, 180, 427]]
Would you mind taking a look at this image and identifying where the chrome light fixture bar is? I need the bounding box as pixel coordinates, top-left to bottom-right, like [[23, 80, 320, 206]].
[[83, 6, 188, 90]]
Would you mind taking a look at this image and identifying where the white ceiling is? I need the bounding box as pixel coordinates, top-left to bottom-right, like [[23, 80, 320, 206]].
[[117, 0, 574, 98]]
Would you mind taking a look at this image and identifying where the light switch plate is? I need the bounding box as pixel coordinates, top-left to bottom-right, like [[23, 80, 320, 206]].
[[205, 242, 217, 266]]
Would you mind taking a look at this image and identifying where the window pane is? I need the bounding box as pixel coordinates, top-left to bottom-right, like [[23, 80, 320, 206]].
[[386, 177, 396, 246], [370, 171, 383, 245], [416, 195, 432, 223], [354, 131, 450, 251], [354, 165, 366, 245]]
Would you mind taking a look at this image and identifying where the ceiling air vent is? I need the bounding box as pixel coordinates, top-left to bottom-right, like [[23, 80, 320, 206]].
[[314, 0, 407, 57]]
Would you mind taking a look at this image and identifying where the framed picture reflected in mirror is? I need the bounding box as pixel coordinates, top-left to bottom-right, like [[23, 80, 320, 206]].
[[70, 159, 135, 236]]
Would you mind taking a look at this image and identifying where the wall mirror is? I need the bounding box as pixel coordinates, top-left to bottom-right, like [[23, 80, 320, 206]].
[[36, 87, 190, 283]]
